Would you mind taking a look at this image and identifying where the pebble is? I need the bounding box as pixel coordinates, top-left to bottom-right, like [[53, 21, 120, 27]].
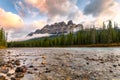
[[0, 75, 6, 80], [29, 65, 34, 68], [14, 60, 20, 66], [110, 70, 113, 73], [41, 60, 47, 66], [1, 68, 9, 74], [42, 55, 46, 59], [45, 68, 51, 73], [118, 64, 120, 66], [34, 68, 38, 71], [113, 65, 117, 68], [8, 51, 11, 54], [7, 73, 12, 77], [86, 62, 89, 65], [15, 66, 27, 73], [15, 73, 24, 78], [11, 77, 16, 80], [27, 71, 33, 74]]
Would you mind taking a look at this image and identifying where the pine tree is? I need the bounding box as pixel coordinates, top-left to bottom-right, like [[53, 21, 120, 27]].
[[0, 28, 7, 48]]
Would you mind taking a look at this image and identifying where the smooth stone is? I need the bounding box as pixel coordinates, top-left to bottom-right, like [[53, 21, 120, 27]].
[[113, 65, 117, 67], [45, 68, 51, 73], [11, 77, 16, 80], [1, 69, 9, 74], [7, 73, 12, 77], [29, 65, 34, 68], [109, 70, 113, 73], [15, 73, 24, 78], [14, 60, 20, 66], [27, 71, 33, 74], [15, 66, 27, 73], [34, 68, 38, 71], [0, 75, 6, 80]]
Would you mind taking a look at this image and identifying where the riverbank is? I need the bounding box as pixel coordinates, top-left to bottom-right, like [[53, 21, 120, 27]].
[[70, 43, 120, 47], [7, 43, 120, 48]]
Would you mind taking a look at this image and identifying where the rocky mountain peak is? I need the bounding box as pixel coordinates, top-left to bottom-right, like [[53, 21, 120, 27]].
[[27, 20, 83, 37], [67, 20, 74, 26]]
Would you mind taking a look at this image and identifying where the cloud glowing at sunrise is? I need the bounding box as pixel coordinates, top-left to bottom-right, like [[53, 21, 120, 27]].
[[0, 8, 23, 29]]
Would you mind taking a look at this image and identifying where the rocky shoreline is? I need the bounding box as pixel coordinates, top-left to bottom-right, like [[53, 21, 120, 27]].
[[0, 48, 120, 80], [0, 55, 27, 80]]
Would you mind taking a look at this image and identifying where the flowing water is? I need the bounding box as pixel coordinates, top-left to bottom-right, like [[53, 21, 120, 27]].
[[0, 48, 120, 80]]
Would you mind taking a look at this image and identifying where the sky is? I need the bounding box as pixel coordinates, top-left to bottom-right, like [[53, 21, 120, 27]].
[[0, 0, 120, 41]]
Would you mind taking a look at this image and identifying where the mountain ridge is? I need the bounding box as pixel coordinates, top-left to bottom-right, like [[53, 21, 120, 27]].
[[27, 20, 83, 37]]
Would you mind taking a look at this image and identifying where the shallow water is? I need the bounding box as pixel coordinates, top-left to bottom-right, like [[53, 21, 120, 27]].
[[0, 48, 120, 80]]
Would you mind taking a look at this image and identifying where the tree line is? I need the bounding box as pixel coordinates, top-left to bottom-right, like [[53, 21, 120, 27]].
[[8, 20, 120, 47], [0, 28, 7, 48]]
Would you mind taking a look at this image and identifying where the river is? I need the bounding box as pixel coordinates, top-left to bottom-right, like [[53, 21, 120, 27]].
[[0, 48, 120, 80]]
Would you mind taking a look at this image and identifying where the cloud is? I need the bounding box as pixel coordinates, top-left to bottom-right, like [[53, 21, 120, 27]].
[[25, 0, 68, 16], [8, 33, 52, 41], [84, 0, 116, 16], [0, 8, 24, 29], [83, 0, 120, 26], [25, 0, 85, 23], [68, 9, 85, 24]]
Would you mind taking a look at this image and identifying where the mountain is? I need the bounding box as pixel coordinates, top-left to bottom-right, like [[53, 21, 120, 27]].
[[27, 20, 83, 37]]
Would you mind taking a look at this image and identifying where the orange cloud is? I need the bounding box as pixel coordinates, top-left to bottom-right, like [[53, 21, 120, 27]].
[[25, 0, 85, 23], [25, 0, 47, 13], [0, 8, 24, 29], [25, 0, 71, 16]]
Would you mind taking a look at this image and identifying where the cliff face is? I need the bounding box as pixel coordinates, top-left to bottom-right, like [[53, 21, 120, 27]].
[[27, 20, 83, 36]]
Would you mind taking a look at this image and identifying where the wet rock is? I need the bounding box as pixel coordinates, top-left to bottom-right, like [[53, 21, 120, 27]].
[[100, 61, 104, 64], [8, 51, 11, 54], [86, 62, 89, 65], [29, 65, 34, 68], [7, 73, 12, 77], [1, 67, 9, 74], [41, 60, 47, 66], [34, 68, 38, 71], [42, 55, 46, 59], [27, 71, 33, 74], [15, 73, 24, 78], [14, 60, 20, 66], [109, 70, 113, 73], [61, 63, 64, 67], [7, 60, 12, 64], [0, 75, 6, 80], [15, 66, 27, 73], [45, 68, 51, 73], [0, 62, 5, 67], [113, 65, 117, 68], [6, 64, 13, 69], [15, 67, 23, 73], [11, 59, 15, 62], [11, 77, 16, 80], [118, 64, 120, 66], [21, 66, 27, 73]]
